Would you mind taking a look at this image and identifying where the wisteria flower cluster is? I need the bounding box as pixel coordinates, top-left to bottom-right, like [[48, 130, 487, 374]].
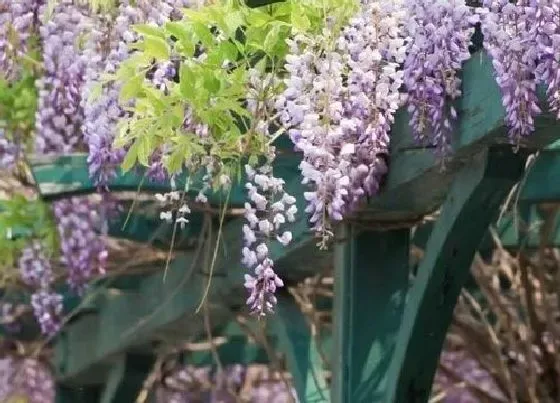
[[242, 156, 297, 315], [277, 0, 408, 247], [18, 241, 62, 335], [0, 356, 55, 403], [534, 0, 560, 119], [53, 198, 108, 294], [34, 0, 90, 154], [0, 129, 17, 169], [404, 0, 474, 158], [0, 0, 42, 80], [242, 67, 297, 315], [479, 0, 542, 145], [81, 0, 189, 188]]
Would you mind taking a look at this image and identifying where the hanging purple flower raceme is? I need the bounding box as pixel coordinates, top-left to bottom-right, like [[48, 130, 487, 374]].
[[243, 68, 296, 316], [18, 241, 54, 289], [276, 30, 347, 246], [404, 0, 474, 158], [52, 198, 108, 294], [35, 0, 90, 154], [32, 0, 109, 307], [242, 159, 296, 316], [81, 1, 189, 188], [31, 290, 64, 335], [0, 356, 55, 403], [479, 0, 541, 145], [0, 129, 17, 169], [533, 0, 560, 119], [18, 242, 63, 335], [277, 0, 407, 247], [0, 0, 43, 80], [337, 0, 408, 207]]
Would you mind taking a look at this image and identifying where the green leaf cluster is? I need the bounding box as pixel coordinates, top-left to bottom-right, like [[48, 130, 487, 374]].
[[0, 196, 58, 288], [0, 68, 38, 154], [114, 0, 356, 184]]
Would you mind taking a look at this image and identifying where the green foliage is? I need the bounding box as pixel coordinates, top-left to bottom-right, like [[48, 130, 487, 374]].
[[0, 196, 58, 287], [113, 0, 356, 181], [0, 70, 38, 154]]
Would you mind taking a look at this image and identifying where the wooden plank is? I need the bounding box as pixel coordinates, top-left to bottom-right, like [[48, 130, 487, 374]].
[[520, 151, 560, 203], [272, 292, 330, 403], [99, 356, 126, 403], [332, 227, 410, 403], [28, 153, 247, 205], [186, 335, 272, 366], [55, 385, 101, 403], [366, 52, 558, 221], [383, 146, 526, 402], [32, 52, 560, 217]]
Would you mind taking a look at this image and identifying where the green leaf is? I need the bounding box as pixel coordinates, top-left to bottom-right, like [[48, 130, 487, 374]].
[[179, 65, 195, 98], [137, 136, 152, 166], [166, 141, 189, 174], [121, 141, 139, 172], [119, 74, 143, 103], [263, 23, 282, 53], [247, 11, 272, 28], [133, 24, 166, 39], [87, 82, 103, 103], [144, 36, 170, 60], [291, 12, 310, 31], [165, 22, 190, 42], [144, 87, 167, 114], [182, 9, 211, 24], [223, 11, 244, 37], [203, 72, 221, 92], [191, 22, 214, 47]]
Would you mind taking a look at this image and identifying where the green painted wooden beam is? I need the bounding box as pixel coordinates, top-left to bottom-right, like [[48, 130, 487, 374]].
[[28, 153, 246, 205], [99, 356, 126, 403], [272, 292, 330, 403], [413, 206, 560, 252], [520, 150, 560, 203], [108, 206, 211, 250], [383, 146, 527, 403], [103, 354, 156, 403], [186, 335, 273, 366], [32, 52, 560, 220], [55, 385, 101, 403], [332, 227, 410, 403], [366, 52, 558, 221]]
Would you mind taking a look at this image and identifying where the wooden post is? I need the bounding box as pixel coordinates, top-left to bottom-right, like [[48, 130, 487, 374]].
[[331, 226, 410, 402], [99, 354, 156, 403], [383, 146, 526, 402], [55, 385, 101, 403], [273, 292, 330, 403]]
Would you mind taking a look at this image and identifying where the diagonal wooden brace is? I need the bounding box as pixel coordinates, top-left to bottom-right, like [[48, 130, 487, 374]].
[[383, 146, 527, 403]]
